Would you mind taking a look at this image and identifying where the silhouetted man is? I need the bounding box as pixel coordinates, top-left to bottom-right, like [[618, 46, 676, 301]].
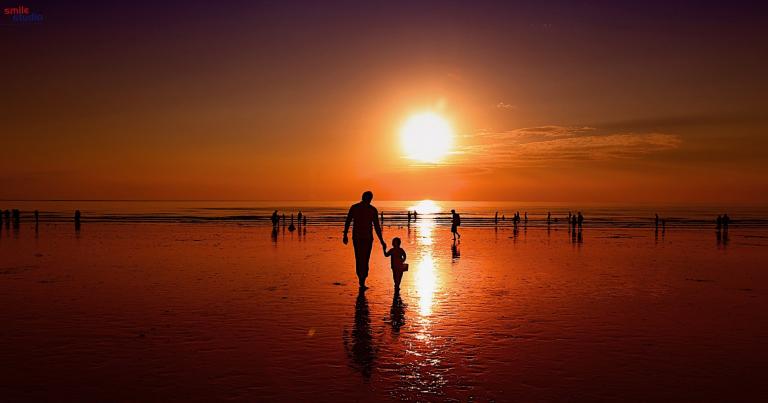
[[344, 191, 386, 289]]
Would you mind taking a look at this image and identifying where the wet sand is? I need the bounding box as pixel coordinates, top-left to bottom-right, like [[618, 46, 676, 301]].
[[1, 222, 767, 401]]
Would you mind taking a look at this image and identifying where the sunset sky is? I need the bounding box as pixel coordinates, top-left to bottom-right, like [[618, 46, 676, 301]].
[[2, 1, 766, 202]]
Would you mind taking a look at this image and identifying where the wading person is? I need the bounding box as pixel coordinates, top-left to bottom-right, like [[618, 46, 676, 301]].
[[451, 209, 461, 241], [343, 191, 386, 290]]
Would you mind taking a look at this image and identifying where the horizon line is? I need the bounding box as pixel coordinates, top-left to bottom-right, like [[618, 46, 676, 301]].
[[0, 199, 764, 206]]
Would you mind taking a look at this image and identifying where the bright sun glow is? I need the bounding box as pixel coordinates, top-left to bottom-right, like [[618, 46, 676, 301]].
[[401, 112, 454, 163]]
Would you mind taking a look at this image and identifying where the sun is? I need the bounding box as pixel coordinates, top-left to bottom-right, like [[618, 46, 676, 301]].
[[400, 112, 454, 163]]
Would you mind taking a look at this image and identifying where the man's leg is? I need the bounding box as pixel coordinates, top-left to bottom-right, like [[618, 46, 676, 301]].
[[353, 238, 373, 287]]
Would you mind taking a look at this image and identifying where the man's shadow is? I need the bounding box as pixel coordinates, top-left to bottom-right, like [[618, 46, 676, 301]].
[[343, 289, 377, 379]]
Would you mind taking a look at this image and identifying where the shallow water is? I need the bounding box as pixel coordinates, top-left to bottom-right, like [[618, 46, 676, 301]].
[[2, 200, 767, 228], [1, 220, 767, 401]]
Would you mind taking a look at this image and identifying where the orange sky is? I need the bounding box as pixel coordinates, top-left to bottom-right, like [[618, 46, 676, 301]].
[[1, 2, 766, 203]]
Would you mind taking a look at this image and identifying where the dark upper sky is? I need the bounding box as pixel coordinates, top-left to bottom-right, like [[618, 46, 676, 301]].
[[1, 1, 767, 201]]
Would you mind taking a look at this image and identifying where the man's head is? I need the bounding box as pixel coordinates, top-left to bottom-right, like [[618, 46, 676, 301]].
[[361, 191, 373, 204], [451, 209, 456, 214]]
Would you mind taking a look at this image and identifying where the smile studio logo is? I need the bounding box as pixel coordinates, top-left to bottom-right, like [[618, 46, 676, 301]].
[[3, 5, 44, 23]]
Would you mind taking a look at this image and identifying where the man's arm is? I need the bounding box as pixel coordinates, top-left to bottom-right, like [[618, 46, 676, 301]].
[[343, 205, 354, 244], [373, 207, 385, 245]]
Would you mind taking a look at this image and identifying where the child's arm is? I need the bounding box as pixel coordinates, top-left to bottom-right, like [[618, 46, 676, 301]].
[[401, 249, 407, 262], [384, 247, 391, 257]]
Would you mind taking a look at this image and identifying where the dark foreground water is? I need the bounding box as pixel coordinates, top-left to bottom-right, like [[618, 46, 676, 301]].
[[0, 204, 767, 401]]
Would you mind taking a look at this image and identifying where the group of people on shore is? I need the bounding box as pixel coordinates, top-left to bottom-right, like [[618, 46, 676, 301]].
[[493, 210, 585, 228], [271, 210, 307, 232], [0, 209, 22, 228]]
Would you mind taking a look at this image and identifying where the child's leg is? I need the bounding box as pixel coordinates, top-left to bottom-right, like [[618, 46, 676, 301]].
[[394, 271, 403, 289]]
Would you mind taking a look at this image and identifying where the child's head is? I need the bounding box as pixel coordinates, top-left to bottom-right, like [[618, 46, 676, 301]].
[[392, 237, 401, 247]]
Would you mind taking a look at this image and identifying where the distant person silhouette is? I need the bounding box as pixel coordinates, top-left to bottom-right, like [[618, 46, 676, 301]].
[[303, 215, 307, 226], [297, 210, 303, 225], [524, 212, 528, 225], [384, 237, 407, 292], [495, 211, 499, 225], [547, 211, 551, 225], [655, 213, 660, 229], [451, 209, 461, 241], [288, 214, 296, 232], [271, 210, 279, 227], [12, 209, 20, 228], [281, 213, 286, 227], [571, 214, 577, 229], [343, 191, 386, 290], [723, 214, 730, 230], [577, 211, 584, 228], [74, 210, 81, 230], [716, 215, 722, 231]]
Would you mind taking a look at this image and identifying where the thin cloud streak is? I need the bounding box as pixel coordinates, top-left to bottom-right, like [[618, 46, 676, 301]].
[[451, 126, 682, 168]]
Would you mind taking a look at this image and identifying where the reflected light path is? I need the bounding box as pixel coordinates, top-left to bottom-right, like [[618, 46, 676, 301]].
[[415, 253, 437, 317], [408, 200, 441, 320], [404, 200, 447, 395], [410, 199, 442, 215], [409, 200, 441, 247]]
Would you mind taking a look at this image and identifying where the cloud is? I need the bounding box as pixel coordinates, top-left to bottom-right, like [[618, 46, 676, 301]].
[[495, 102, 517, 110], [452, 125, 681, 168]]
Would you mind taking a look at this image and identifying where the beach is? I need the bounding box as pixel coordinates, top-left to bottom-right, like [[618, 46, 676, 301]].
[[1, 213, 767, 401]]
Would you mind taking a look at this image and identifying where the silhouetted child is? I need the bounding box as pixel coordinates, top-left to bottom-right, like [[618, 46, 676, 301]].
[[384, 237, 408, 291]]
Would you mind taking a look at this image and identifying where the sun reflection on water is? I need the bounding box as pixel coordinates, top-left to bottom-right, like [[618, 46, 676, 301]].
[[408, 200, 441, 317], [401, 200, 448, 397], [409, 199, 442, 215], [410, 200, 441, 247], [415, 253, 437, 316], [415, 219, 436, 246]]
